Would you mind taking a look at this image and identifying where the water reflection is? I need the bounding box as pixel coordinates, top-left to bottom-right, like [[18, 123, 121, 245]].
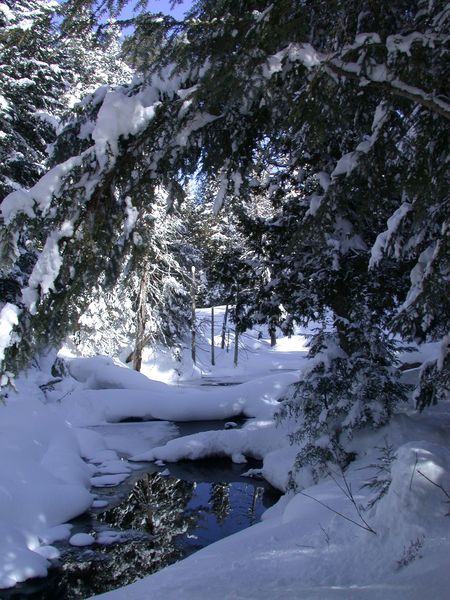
[[100, 472, 196, 535], [210, 482, 231, 524], [5, 469, 278, 600]]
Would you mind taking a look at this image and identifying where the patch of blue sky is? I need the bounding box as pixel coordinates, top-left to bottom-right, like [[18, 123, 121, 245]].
[[120, 0, 194, 20]]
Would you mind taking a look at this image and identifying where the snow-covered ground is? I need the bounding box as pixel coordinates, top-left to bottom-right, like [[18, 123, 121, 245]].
[[0, 307, 449, 598]]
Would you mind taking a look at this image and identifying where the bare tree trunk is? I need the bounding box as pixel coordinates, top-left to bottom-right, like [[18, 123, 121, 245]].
[[329, 282, 354, 357], [133, 262, 150, 371], [191, 266, 196, 364], [233, 290, 240, 366], [269, 322, 277, 347], [221, 304, 229, 349], [211, 306, 215, 366], [233, 326, 239, 367]]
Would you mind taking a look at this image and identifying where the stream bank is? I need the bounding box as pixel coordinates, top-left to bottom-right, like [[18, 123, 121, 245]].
[[4, 421, 281, 600]]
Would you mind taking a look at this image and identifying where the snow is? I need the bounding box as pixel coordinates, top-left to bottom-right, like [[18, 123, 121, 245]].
[[69, 533, 95, 547], [40, 524, 73, 543], [369, 201, 412, 267], [332, 102, 388, 181], [0, 3, 14, 22], [0, 303, 20, 364], [288, 43, 322, 69], [91, 473, 129, 487], [262, 43, 321, 79], [174, 112, 219, 148], [123, 196, 138, 235], [0, 93, 8, 110], [0, 306, 449, 598], [306, 193, 323, 216], [0, 398, 93, 587], [1, 155, 83, 223], [89, 400, 450, 600], [398, 243, 436, 313], [59, 370, 299, 426], [92, 91, 157, 168], [21, 220, 75, 314], [386, 32, 437, 57], [213, 167, 229, 214]]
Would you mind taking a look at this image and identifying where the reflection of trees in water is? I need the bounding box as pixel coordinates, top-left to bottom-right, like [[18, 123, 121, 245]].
[[32, 473, 200, 600], [100, 472, 196, 537], [11, 473, 279, 600], [249, 486, 265, 524], [209, 482, 231, 524]]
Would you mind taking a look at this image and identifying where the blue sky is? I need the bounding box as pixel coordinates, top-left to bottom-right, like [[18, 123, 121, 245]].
[[121, 0, 194, 20]]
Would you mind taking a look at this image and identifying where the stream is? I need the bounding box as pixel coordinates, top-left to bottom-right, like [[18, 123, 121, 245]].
[[5, 420, 281, 600]]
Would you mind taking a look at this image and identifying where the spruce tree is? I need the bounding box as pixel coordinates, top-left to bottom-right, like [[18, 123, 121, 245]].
[[0, 0, 68, 199]]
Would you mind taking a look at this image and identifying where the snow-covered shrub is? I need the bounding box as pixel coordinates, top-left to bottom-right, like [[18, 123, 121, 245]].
[[279, 326, 408, 483]]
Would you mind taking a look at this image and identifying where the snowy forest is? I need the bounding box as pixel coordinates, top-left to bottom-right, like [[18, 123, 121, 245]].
[[0, 0, 449, 598]]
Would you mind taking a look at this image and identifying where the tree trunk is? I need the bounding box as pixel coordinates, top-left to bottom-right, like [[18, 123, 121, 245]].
[[233, 326, 239, 367], [269, 322, 277, 347], [191, 266, 196, 364], [133, 262, 150, 371], [233, 291, 240, 366], [211, 306, 215, 366], [328, 282, 354, 356], [221, 304, 229, 349]]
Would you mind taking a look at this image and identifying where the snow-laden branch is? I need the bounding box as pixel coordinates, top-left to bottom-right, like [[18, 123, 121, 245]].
[[0, 304, 20, 365], [369, 202, 412, 268], [262, 37, 450, 121], [328, 59, 450, 121]]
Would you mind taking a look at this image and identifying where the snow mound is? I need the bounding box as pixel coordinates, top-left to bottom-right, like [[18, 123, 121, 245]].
[[60, 371, 299, 425], [376, 441, 450, 527], [0, 399, 92, 587], [68, 355, 168, 391]]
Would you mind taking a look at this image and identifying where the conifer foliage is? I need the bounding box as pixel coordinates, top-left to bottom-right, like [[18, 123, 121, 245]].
[[0, 0, 66, 198], [0, 0, 448, 469]]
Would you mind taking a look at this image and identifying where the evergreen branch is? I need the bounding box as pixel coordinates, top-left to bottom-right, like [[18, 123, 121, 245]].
[[269, 39, 450, 120], [326, 60, 450, 121]]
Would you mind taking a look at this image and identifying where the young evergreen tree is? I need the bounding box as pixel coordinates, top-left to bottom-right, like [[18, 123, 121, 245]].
[[72, 189, 192, 367]]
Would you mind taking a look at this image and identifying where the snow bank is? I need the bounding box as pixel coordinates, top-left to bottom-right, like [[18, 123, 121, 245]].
[[92, 402, 450, 600], [0, 398, 92, 588], [60, 366, 299, 426], [3, 306, 448, 597], [68, 355, 169, 391], [131, 419, 284, 465]]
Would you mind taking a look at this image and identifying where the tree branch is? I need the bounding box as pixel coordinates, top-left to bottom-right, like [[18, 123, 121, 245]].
[[326, 60, 450, 121], [299, 489, 377, 534]]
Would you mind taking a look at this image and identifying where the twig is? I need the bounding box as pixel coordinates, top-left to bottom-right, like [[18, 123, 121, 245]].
[[299, 489, 377, 534], [329, 469, 377, 534], [417, 469, 450, 515], [409, 452, 419, 491], [319, 522, 330, 547], [55, 389, 73, 403]]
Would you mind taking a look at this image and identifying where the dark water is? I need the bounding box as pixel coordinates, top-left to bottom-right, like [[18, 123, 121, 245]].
[[4, 433, 280, 600]]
